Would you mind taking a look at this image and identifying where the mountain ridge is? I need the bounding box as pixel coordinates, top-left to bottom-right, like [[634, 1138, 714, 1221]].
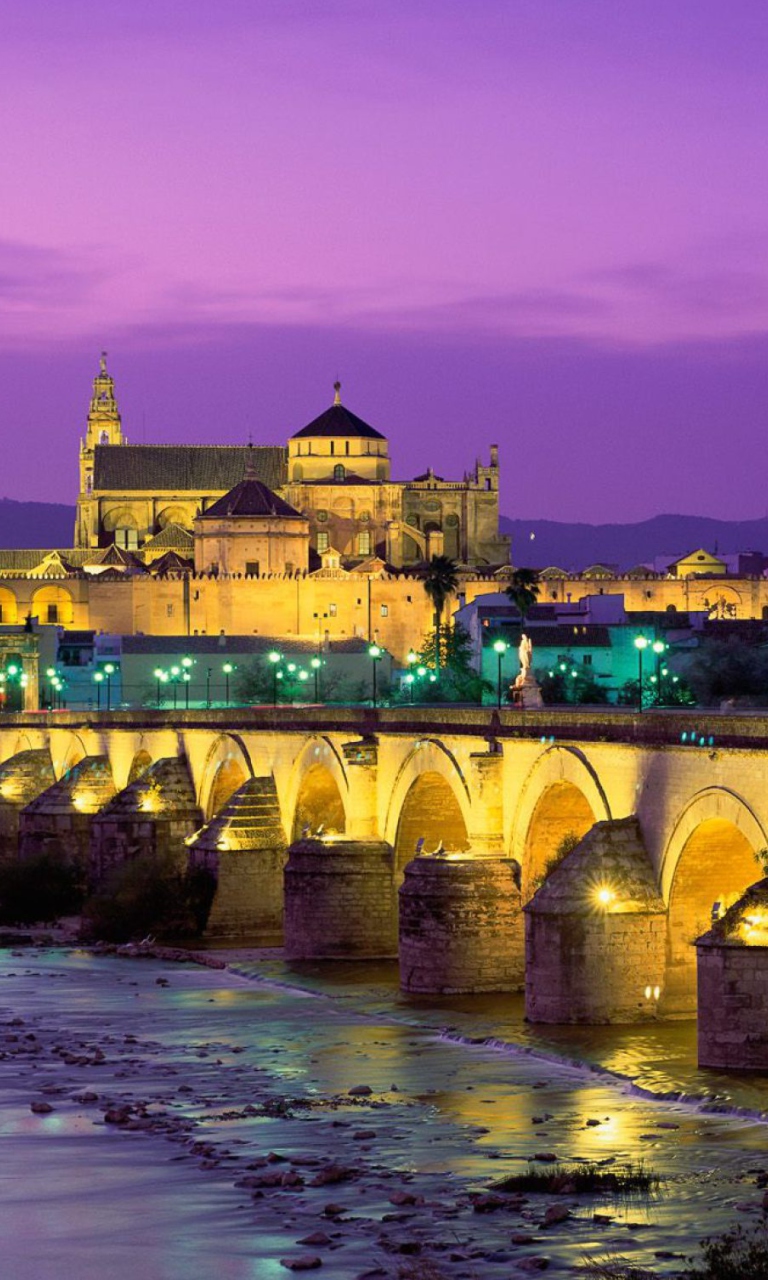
[[499, 514, 768, 572]]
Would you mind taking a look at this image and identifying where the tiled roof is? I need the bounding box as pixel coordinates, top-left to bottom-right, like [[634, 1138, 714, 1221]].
[[142, 523, 195, 550], [148, 551, 194, 575], [120, 635, 373, 655], [92, 445, 287, 492], [197, 479, 303, 521], [0, 548, 92, 572], [291, 403, 385, 441]]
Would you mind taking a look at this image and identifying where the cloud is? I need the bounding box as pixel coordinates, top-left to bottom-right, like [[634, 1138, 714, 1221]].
[[0, 239, 110, 309], [589, 259, 768, 321]]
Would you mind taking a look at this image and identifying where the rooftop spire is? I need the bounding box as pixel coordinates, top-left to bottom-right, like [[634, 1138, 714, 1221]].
[[244, 441, 257, 479], [99, 350, 108, 376], [333, 380, 342, 406]]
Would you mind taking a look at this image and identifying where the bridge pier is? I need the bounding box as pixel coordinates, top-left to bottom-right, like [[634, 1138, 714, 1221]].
[[19, 756, 116, 883], [696, 879, 768, 1069], [90, 757, 201, 884], [284, 837, 397, 959], [0, 750, 55, 863], [187, 777, 287, 941], [398, 854, 522, 993], [524, 818, 667, 1024]]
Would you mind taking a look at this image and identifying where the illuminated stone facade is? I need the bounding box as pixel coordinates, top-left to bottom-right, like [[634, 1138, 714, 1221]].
[[74, 358, 509, 570]]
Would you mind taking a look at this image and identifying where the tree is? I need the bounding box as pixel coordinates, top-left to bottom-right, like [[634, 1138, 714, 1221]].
[[403, 623, 490, 704], [505, 567, 540, 625], [421, 555, 459, 674]]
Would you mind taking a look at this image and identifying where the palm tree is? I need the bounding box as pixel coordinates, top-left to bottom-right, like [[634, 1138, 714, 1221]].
[[506, 567, 540, 626], [422, 555, 459, 674]]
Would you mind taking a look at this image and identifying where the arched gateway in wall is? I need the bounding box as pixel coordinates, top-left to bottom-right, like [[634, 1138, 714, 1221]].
[[385, 739, 471, 869]]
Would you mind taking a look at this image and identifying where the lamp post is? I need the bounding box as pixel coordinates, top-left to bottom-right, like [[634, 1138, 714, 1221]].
[[206, 666, 212, 708], [493, 638, 507, 709], [652, 640, 666, 705], [310, 655, 322, 701], [104, 662, 115, 712], [181, 656, 193, 708], [169, 665, 181, 710], [46, 666, 56, 710], [223, 662, 233, 707], [268, 651, 281, 706], [404, 671, 415, 703], [154, 668, 164, 708], [298, 669, 309, 699], [634, 635, 649, 712], [368, 644, 382, 708], [93, 670, 104, 710]]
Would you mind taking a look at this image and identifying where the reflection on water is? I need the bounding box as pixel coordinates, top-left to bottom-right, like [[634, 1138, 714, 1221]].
[[268, 957, 768, 1114]]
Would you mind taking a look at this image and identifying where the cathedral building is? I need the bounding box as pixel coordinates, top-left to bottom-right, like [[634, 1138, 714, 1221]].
[[75, 358, 510, 571]]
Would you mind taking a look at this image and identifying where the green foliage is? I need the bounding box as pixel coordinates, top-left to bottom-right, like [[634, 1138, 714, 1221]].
[[492, 1160, 658, 1196], [233, 660, 274, 704], [684, 636, 768, 706], [617, 675, 695, 708], [81, 853, 215, 943], [421, 555, 460, 671], [505, 567, 540, 622], [686, 1223, 768, 1280], [401, 623, 490, 704], [532, 830, 581, 891], [0, 853, 85, 925], [538, 659, 610, 705]]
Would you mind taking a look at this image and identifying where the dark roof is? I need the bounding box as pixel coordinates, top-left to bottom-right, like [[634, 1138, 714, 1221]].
[[142, 523, 194, 550], [197, 478, 303, 521], [291, 403, 385, 441], [93, 445, 287, 492], [120, 635, 375, 655]]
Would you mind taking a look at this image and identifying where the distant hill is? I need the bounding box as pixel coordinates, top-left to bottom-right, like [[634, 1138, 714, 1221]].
[[0, 499, 76, 549], [500, 514, 768, 573]]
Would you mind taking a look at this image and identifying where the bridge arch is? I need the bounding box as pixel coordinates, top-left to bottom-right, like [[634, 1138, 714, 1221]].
[[197, 733, 255, 818], [512, 745, 611, 900], [661, 787, 766, 1012], [284, 736, 348, 841], [385, 739, 471, 868], [52, 732, 90, 780]]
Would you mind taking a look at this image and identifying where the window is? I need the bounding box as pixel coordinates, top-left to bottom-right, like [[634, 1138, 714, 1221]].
[[245, 561, 259, 577], [345, 441, 350, 455], [333, 464, 346, 481], [166, 603, 174, 617], [317, 532, 330, 553], [329, 602, 337, 617], [115, 527, 138, 550], [357, 530, 372, 556], [583, 654, 592, 666], [380, 604, 388, 617], [99, 430, 109, 444], [330, 441, 335, 455], [285, 562, 294, 575], [359, 510, 370, 523], [47, 605, 58, 623], [316, 509, 328, 522]]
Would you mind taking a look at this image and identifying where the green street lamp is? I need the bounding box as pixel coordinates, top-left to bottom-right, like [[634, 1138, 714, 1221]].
[[493, 638, 507, 709], [183, 670, 191, 709], [268, 650, 282, 706], [222, 662, 234, 707], [652, 639, 666, 705], [310, 655, 322, 701], [104, 662, 115, 711], [368, 644, 382, 708], [404, 671, 415, 703], [93, 670, 104, 710], [634, 635, 649, 712]]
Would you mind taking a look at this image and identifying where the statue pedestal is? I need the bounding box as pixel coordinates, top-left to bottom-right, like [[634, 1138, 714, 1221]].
[[515, 674, 543, 709]]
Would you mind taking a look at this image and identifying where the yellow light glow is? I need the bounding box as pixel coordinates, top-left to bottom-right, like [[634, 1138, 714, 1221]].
[[595, 886, 614, 907]]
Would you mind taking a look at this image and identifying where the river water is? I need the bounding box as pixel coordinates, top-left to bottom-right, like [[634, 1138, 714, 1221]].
[[1, 947, 767, 1279]]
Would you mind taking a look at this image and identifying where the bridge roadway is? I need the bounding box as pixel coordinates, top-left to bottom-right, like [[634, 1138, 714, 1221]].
[[0, 705, 766, 1021]]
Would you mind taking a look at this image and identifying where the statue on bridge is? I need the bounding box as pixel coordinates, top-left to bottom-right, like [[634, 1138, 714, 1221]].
[[511, 632, 543, 709]]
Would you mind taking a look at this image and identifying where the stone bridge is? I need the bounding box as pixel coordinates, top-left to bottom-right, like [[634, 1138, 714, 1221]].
[[1, 705, 766, 1022]]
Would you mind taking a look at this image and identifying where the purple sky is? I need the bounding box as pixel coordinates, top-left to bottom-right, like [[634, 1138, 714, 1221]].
[[1, 0, 767, 522]]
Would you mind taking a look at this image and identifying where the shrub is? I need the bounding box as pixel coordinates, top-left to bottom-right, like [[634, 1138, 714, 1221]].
[[0, 853, 85, 925], [81, 852, 215, 943]]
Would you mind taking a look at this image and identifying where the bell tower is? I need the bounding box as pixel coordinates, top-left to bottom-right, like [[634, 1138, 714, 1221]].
[[75, 352, 126, 547]]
